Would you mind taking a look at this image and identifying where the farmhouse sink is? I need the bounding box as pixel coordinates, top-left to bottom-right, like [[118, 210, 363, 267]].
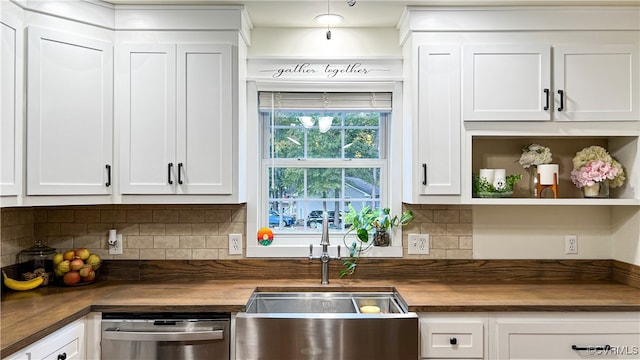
[[235, 291, 418, 360], [243, 291, 407, 314]]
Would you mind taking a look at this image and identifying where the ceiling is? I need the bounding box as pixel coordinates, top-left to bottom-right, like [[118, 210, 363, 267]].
[[102, 0, 640, 28]]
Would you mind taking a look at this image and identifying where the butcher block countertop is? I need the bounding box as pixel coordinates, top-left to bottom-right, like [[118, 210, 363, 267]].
[[2, 279, 640, 357]]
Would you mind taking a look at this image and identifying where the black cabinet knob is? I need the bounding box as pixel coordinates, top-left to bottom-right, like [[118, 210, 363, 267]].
[[57, 353, 67, 360], [450, 337, 457, 345]]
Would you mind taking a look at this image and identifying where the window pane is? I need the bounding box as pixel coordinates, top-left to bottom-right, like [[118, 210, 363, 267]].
[[307, 168, 341, 198], [344, 128, 379, 159], [307, 128, 341, 158], [273, 127, 304, 158]]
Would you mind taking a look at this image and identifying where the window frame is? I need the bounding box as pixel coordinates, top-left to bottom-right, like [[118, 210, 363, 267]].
[[246, 81, 404, 258]]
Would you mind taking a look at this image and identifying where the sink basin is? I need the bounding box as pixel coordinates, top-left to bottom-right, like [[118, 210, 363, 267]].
[[244, 291, 407, 314], [236, 291, 418, 360]]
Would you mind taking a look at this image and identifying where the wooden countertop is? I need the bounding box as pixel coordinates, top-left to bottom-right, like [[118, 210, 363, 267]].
[[2, 279, 640, 357]]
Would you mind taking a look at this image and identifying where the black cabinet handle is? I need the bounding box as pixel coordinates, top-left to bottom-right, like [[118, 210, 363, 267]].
[[572, 344, 611, 351], [168, 163, 174, 185], [450, 337, 457, 345], [543, 88, 550, 111], [178, 163, 184, 185], [105, 164, 112, 187], [57, 353, 67, 360], [557, 89, 564, 112], [422, 164, 427, 186]]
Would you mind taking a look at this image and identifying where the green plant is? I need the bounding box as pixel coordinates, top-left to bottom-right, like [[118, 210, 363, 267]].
[[472, 174, 522, 194], [339, 205, 415, 277]]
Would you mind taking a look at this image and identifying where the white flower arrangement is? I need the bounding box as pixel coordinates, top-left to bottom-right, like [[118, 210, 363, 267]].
[[519, 144, 552, 168], [571, 145, 625, 188]]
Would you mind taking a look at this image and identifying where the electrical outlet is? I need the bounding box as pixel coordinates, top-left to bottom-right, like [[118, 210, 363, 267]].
[[408, 234, 429, 254], [108, 234, 123, 255], [228, 233, 243, 255], [565, 234, 578, 254]]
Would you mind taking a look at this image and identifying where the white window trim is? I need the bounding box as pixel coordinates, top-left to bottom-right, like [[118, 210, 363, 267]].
[[246, 81, 404, 258]]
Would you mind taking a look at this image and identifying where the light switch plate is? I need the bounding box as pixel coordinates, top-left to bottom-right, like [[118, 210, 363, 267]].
[[408, 234, 429, 254], [228, 234, 242, 255]]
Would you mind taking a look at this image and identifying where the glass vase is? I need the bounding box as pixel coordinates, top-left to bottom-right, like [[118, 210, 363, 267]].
[[582, 182, 610, 198], [373, 229, 390, 247], [527, 166, 538, 197]]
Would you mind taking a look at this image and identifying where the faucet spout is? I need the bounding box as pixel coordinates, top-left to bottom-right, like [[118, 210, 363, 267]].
[[320, 212, 330, 246], [308, 211, 340, 285]]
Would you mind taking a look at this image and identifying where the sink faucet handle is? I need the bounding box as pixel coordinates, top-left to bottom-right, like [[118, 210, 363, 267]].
[[309, 244, 314, 261], [336, 244, 341, 259]]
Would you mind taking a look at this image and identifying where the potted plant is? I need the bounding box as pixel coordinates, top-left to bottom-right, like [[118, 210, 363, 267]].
[[339, 204, 414, 277], [570, 145, 625, 198]]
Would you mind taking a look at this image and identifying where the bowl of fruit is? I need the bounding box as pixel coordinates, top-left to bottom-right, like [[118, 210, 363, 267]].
[[53, 248, 102, 286]]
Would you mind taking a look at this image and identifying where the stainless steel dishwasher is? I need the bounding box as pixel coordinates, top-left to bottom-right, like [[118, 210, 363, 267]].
[[101, 313, 230, 360]]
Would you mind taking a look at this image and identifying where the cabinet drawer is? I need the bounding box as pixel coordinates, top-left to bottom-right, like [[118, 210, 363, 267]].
[[496, 321, 640, 359], [4, 318, 84, 360], [421, 322, 484, 358]]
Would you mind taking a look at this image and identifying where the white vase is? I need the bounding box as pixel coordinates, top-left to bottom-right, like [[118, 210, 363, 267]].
[[582, 182, 609, 198]]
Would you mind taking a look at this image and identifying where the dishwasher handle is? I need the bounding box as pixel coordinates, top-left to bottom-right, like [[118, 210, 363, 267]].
[[103, 329, 224, 342]]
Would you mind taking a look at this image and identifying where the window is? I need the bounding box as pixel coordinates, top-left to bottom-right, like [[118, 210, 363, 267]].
[[245, 82, 404, 257], [259, 92, 391, 239]]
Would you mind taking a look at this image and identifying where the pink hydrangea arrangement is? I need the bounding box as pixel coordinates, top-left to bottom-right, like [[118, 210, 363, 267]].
[[570, 146, 625, 188], [570, 160, 619, 188]]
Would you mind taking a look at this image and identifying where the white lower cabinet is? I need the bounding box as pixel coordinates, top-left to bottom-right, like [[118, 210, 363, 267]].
[[492, 312, 640, 360], [4, 317, 85, 360], [420, 312, 640, 360], [419, 313, 489, 359]]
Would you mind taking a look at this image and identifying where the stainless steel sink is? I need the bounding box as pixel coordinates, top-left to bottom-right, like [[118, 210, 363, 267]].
[[235, 291, 418, 360], [243, 291, 407, 314]]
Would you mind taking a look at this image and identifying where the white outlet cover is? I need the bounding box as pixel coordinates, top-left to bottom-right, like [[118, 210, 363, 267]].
[[228, 233, 243, 255], [408, 234, 429, 255]]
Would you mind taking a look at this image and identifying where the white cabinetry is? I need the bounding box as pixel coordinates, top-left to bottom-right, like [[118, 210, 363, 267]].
[[463, 44, 551, 121], [4, 317, 85, 360], [417, 45, 461, 195], [492, 312, 640, 359], [463, 44, 639, 122], [420, 312, 640, 360], [118, 43, 234, 195], [26, 26, 113, 195], [404, 43, 461, 203], [554, 44, 639, 121], [0, 10, 23, 197], [420, 313, 488, 359]]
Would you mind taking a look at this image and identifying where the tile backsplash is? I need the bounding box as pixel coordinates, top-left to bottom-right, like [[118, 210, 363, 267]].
[[0, 203, 472, 267]]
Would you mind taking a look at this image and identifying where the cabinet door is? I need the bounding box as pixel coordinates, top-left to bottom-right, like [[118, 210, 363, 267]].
[[554, 44, 639, 121], [118, 44, 177, 194], [417, 45, 461, 195], [463, 44, 551, 121], [4, 317, 85, 360], [1, 16, 23, 196], [26, 26, 113, 195], [495, 319, 640, 359], [176, 44, 233, 194]]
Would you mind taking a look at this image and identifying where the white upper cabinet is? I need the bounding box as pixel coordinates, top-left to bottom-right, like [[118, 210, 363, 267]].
[[26, 26, 113, 195], [463, 44, 551, 121], [554, 44, 639, 122], [463, 43, 639, 122], [118, 43, 234, 195], [417, 45, 461, 195], [118, 44, 177, 194], [1, 14, 23, 197]]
